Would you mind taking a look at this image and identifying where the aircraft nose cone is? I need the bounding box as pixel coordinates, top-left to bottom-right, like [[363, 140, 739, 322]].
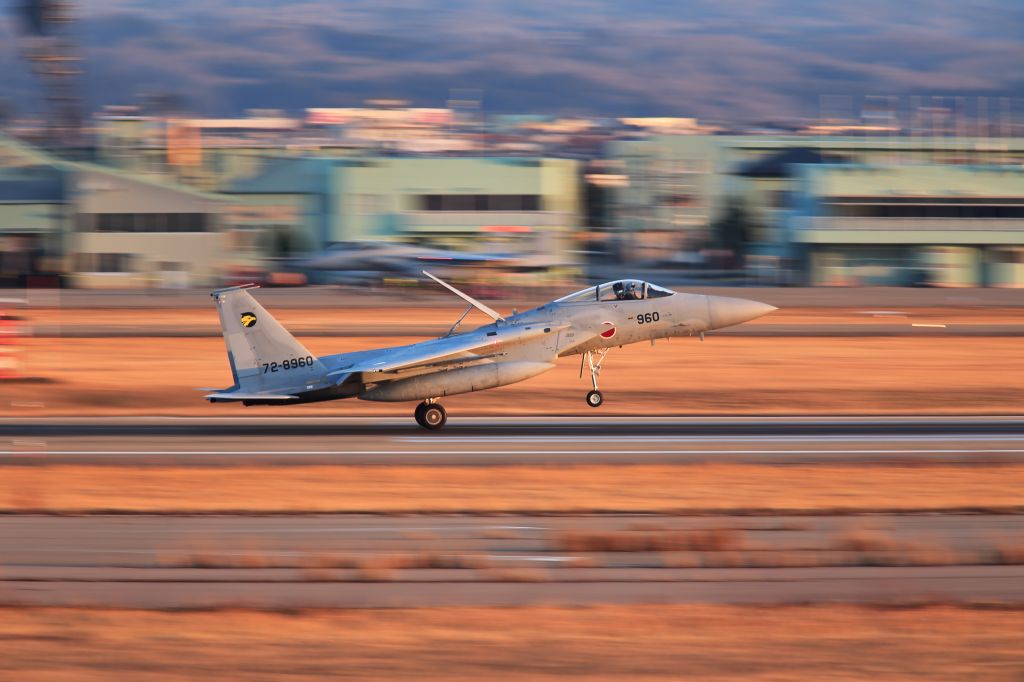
[[707, 296, 777, 329]]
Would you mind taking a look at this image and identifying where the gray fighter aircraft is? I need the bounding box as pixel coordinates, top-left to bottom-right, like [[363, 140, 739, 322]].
[[298, 241, 516, 284], [205, 273, 775, 429]]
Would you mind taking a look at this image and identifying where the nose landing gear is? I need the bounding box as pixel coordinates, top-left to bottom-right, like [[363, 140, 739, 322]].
[[581, 348, 609, 408], [415, 400, 447, 430]]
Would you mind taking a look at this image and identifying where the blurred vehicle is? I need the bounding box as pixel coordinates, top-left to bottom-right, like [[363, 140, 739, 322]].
[[0, 300, 25, 379], [203, 272, 774, 429], [298, 241, 514, 283]]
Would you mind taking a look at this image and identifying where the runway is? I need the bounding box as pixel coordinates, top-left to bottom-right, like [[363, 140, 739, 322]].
[[2, 514, 1023, 608], [4, 416, 1024, 466], [3, 417, 1023, 607]]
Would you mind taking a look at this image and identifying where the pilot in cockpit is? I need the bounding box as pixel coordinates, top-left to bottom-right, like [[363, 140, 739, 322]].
[[612, 281, 642, 301]]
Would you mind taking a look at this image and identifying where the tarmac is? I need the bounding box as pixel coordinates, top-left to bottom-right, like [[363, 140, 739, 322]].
[[3, 416, 1022, 608], [3, 416, 1024, 466]]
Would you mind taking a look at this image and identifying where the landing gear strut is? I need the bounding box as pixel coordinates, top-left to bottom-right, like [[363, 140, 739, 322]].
[[582, 348, 608, 408], [415, 400, 447, 430]]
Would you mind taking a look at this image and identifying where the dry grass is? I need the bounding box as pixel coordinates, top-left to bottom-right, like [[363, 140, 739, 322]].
[[657, 548, 986, 570], [555, 527, 746, 553], [0, 604, 1022, 680], [126, 542, 1024, 575], [993, 543, 1024, 565], [833, 526, 916, 553], [478, 566, 552, 582], [358, 552, 492, 571], [831, 526, 964, 567], [2, 463, 1024, 514], [155, 539, 284, 569], [6, 333, 1024, 415], [298, 552, 359, 570], [154, 550, 494, 574], [353, 565, 398, 582], [298, 566, 340, 582]]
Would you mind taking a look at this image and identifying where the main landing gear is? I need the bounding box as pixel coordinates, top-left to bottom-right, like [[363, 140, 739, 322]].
[[581, 348, 609, 408], [415, 399, 447, 430]]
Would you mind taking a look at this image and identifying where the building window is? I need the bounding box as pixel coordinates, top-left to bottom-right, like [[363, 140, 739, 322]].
[[442, 195, 478, 211], [415, 195, 543, 212], [826, 201, 1024, 219], [992, 249, 1024, 264], [94, 253, 131, 272], [91, 213, 210, 232], [140, 213, 162, 232]]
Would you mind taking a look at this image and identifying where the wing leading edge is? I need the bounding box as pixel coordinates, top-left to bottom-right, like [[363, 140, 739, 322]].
[[328, 323, 566, 379]]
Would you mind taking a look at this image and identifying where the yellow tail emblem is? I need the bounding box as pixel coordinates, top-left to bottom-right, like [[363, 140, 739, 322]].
[[240, 312, 258, 328]]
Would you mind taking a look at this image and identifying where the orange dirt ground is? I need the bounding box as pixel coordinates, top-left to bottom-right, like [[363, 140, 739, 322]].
[[0, 605, 1021, 681], [4, 332, 1023, 416], [4, 464, 1023, 514]]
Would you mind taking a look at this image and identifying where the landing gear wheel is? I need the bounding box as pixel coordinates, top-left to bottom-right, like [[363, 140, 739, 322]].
[[418, 402, 447, 430], [414, 401, 429, 426], [581, 349, 609, 409]]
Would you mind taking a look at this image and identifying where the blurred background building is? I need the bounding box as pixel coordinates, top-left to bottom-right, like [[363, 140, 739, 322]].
[[5, 121, 1024, 290], [605, 134, 1024, 286], [1, 0, 1022, 292], [0, 135, 225, 288]]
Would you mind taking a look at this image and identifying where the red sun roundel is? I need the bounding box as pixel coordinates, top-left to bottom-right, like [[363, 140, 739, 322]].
[[600, 321, 616, 339]]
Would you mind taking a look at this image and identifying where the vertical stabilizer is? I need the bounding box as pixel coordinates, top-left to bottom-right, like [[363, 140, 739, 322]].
[[211, 285, 324, 393]]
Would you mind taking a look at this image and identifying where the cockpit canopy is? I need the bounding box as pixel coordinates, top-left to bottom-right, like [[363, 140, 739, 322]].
[[555, 280, 675, 304]]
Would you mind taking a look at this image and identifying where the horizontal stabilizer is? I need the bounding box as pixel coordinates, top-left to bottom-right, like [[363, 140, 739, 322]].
[[204, 391, 298, 401]]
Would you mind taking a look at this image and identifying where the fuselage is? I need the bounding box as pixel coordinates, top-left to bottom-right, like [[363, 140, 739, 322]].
[[302, 283, 774, 404]]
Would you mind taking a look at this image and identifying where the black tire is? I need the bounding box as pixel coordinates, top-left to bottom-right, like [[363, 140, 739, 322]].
[[414, 401, 429, 427], [420, 403, 447, 430], [585, 390, 604, 408]]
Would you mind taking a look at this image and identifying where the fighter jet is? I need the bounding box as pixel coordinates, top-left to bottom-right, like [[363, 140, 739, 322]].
[[298, 241, 515, 283], [204, 273, 776, 429]]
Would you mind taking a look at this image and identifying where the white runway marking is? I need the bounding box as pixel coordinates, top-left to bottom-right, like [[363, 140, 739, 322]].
[[111, 525, 544, 535], [399, 434, 1024, 444], [4, 449, 1024, 456], [6, 415, 1024, 425]]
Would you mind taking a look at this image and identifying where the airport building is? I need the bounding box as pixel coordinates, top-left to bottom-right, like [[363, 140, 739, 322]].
[[225, 155, 582, 267], [606, 135, 1024, 282], [604, 135, 720, 262], [0, 136, 229, 288], [70, 166, 228, 288], [3, 130, 582, 287], [785, 164, 1024, 287]]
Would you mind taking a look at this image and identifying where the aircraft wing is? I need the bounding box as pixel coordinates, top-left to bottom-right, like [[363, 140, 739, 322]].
[[328, 324, 564, 381]]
